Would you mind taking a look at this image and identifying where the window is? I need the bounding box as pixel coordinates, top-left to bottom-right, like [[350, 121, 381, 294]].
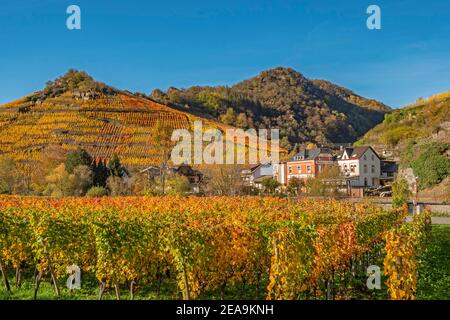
[[350, 165, 356, 173], [363, 164, 368, 174], [364, 178, 368, 186], [288, 166, 292, 174], [371, 155, 375, 161], [307, 165, 311, 173], [363, 155, 367, 160], [371, 165, 375, 174], [297, 166, 301, 173]]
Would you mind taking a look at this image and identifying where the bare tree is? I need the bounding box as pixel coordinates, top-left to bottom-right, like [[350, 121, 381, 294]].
[[150, 120, 175, 194], [200, 164, 245, 196]]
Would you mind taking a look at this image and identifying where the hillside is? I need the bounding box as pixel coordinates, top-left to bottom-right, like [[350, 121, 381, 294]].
[[357, 92, 450, 196], [149, 67, 390, 149], [0, 70, 277, 169]]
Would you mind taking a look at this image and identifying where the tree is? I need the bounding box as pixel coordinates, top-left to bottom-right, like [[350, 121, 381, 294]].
[[151, 120, 175, 194], [166, 175, 191, 195], [201, 164, 244, 196], [31, 144, 67, 194], [0, 155, 17, 194], [65, 148, 92, 174], [287, 177, 303, 196], [317, 165, 343, 196], [235, 113, 249, 129], [305, 177, 324, 196], [108, 154, 123, 178], [93, 160, 109, 187], [71, 165, 94, 196], [280, 136, 292, 151], [107, 176, 129, 196], [306, 142, 317, 150], [44, 164, 72, 197], [128, 170, 150, 195], [392, 177, 411, 209], [219, 108, 237, 126], [44, 164, 93, 197], [261, 177, 280, 194], [411, 143, 450, 188]]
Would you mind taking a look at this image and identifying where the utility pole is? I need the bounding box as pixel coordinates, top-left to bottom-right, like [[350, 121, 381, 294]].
[[414, 176, 420, 215]]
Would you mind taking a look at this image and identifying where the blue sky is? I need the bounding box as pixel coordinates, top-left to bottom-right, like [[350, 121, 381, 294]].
[[1, 0, 450, 108]]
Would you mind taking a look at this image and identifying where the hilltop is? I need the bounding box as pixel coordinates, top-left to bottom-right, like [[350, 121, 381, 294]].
[[150, 67, 390, 149]]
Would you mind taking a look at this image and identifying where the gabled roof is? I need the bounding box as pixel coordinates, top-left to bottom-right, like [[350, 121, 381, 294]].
[[289, 147, 332, 162], [250, 162, 272, 173], [337, 146, 380, 160]]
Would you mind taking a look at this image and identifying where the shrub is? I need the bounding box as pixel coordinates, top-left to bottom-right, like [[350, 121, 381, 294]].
[[261, 177, 280, 194], [392, 177, 411, 209], [411, 143, 450, 189], [107, 176, 130, 196], [380, 126, 418, 146], [86, 186, 108, 197], [166, 175, 191, 195]]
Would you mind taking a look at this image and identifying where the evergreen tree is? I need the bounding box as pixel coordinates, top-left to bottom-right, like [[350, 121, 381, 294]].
[[65, 148, 93, 174], [93, 160, 109, 187], [108, 154, 123, 178]]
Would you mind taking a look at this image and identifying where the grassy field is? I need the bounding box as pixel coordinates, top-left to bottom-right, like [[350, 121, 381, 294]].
[[417, 224, 450, 300]]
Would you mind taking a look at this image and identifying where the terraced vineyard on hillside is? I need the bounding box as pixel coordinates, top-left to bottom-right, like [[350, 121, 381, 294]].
[[0, 89, 274, 168]]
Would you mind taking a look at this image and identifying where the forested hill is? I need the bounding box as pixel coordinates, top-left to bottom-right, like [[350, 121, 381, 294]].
[[150, 67, 390, 150], [357, 92, 450, 195]]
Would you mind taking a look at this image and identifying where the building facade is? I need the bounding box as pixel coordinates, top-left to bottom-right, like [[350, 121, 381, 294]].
[[337, 146, 381, 187], [275, 148, 335, 185]]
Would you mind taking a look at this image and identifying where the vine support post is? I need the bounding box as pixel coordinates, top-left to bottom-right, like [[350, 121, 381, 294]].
[[34, 270, 43, 300], [129, 280, 135, 300], [0, 257, 11, 292], [46, 253, 60, 298], [273, 238, 280, 299], [98, 281, 106, 300], [114, 284, 120, 300], [15, 266, 22, 288], [180, 257, 190, 300], [326, 278, 333, 300]]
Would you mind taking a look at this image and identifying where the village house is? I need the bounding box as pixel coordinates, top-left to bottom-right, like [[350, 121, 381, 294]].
[[244, 163, 274, 189], [275, 147, 335, 185], [140, 164, 204, 193], [240, 145, 398, 197], [336, 146, 381, 188]]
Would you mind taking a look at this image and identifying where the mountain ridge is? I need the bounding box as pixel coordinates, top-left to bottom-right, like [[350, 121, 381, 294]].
[[149, 67, 390, 149]]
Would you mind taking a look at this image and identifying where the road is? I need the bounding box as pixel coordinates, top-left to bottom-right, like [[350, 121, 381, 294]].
[[406, 216, 450, 225]]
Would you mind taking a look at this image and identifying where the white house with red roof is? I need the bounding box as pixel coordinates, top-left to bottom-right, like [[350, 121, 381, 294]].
[[336, 146, 381, 187]]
